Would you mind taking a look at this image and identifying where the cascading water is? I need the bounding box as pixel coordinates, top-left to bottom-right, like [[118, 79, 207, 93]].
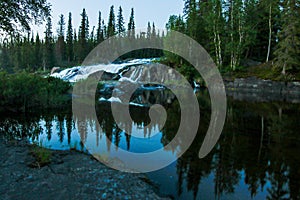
[[51, 58, 177, 107], [51, 58, 155, 82]]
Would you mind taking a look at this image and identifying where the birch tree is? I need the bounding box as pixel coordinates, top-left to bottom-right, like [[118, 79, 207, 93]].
[[226, 0, 245, 70]]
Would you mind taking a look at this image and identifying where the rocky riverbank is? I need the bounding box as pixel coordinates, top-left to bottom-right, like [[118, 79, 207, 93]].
[[0, 139, 168, 200], [224, 77, 300, 102]]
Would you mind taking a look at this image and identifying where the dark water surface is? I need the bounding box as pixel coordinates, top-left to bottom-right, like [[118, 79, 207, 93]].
[[1, 90, 300, 200]]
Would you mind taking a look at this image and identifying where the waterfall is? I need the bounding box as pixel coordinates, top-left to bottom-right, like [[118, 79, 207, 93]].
[[51, 58, 154, 82]]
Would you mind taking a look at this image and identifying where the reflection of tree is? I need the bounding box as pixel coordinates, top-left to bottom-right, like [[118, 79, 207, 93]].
[[66, 113, 73, 144], [43, 114, 54, 141], [267, 164, 289, 200], [57, 114, 65, 143], [170, 97, 300, 199], [160, 91, 215, 199], [2, 93, 300, 200], [0, 114, 41, 141], [213, 139, 239, 198]]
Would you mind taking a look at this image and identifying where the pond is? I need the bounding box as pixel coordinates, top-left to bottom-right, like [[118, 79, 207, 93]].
[[1, 89, 300, 200]]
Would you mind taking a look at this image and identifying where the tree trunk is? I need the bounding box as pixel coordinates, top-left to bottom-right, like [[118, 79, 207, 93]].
[[230, 0, 234, 70], [266, 4, 272, 62], [217, 32, 222, 67]]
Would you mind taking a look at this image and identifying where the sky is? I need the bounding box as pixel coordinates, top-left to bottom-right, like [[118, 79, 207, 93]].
[[33, 0, 184, 36]]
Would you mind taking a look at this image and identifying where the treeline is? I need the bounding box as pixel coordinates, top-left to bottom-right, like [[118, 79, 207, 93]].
[[0, 6, 163, 73], [165, 0, 300, 75]]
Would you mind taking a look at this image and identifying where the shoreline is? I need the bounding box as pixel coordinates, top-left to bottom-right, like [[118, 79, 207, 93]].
[[0, 139, 169, 200], [223, 77, 300, 103]]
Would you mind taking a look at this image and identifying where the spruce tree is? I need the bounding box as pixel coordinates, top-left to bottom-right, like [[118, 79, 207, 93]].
[[274, 0, 300, 74], [96, 11, 104, 43], [152, 22, 156, 39], [128, 8, 135, 38], [78, 8, 88, 62], [73, 29, 78, 62], [102, 20, 107, 40], [44, 16, 55, 69], [147, 22, 151, 39], [34, 33, 42, 70], [107, 6, 116, 37], [117, 6, 125, 36], [86, 17, 90, 40], [0, 39, 11, 72], [56, 14, 66, 66], [66, 12, 74, 63]]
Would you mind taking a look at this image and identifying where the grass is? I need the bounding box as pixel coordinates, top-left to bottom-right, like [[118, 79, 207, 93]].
[[30, 144, 52, 168]]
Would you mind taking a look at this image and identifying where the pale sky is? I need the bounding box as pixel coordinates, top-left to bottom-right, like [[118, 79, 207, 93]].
[[33, 0, 184, 36]]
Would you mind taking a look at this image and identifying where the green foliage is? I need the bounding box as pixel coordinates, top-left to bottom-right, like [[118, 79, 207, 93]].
[[78, 8, 89, 63], [0, 0, 51, 34], [44, 17, 55, 69], [30, 145, 52, 168], [107, 6, 116, 37], [0, 72, 71, 112], [56, 14, 66, 66], [116, 6, 125, 36], [273, 0, 300, 74], [127, 8, 135, 38], [66, 12, 74, 63], [164, 0, 300, 78], [96, 11, 104, 43]]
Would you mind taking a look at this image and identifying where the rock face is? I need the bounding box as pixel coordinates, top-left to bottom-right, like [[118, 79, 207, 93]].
[[50, 67, 60, 75], [225, 77, 300, 102], [0, 139, 168, 200]]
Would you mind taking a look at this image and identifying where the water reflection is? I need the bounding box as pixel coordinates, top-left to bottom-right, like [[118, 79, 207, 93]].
[[0, 91, 300, 199]]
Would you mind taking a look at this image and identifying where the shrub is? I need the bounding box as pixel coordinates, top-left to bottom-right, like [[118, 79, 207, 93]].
[[0, 72, 71, 112]]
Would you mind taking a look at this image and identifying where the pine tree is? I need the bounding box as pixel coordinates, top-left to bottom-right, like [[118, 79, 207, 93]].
[[152, 22, 156, 39], [78, 8, 88, 62], [86, 17, 90, 40], [0, 39, 11, 72], [89, 26, 95, 49], [147, 22, 151, 39], [102, 20, 107, 39], [44, 16, 55, 70], [116, 6, 125, 36], [128, 8, 135, 38], [274, 0, 300, 75], [34, 33, 42, 70], [96, 11, 104, 43], [184, 0, 198, 38], [73, 29, 78, 62], [21, 33, 31, 70], [66, 12, 74, 63], [57, 14, 65, 37], [107, 6, 116, 37], [56, 14, 66, 66]]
